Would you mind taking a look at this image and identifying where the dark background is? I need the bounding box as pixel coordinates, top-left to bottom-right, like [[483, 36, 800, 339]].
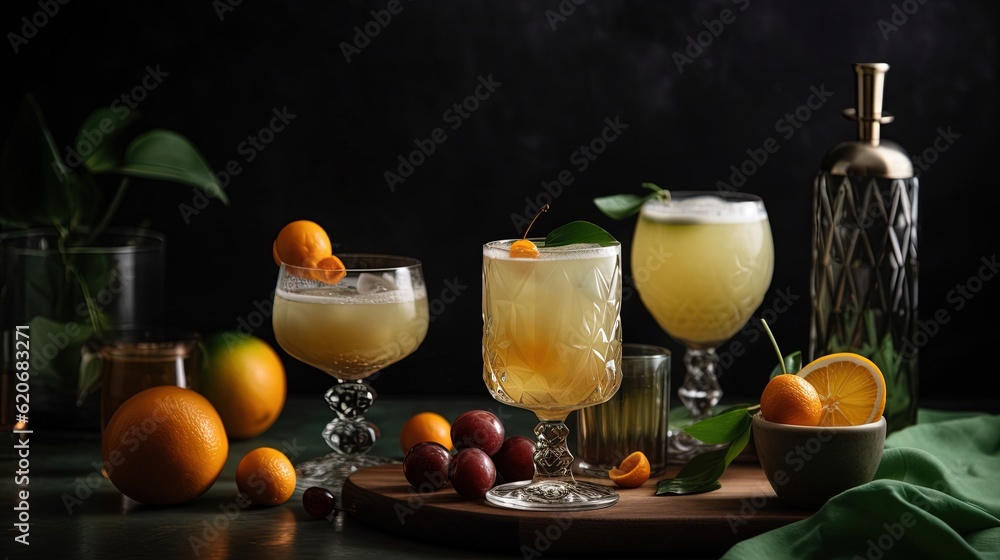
[[3, 1, 998, 404]]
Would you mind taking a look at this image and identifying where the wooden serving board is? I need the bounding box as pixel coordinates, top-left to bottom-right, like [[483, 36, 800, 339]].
[[342, 464, 812, 557]]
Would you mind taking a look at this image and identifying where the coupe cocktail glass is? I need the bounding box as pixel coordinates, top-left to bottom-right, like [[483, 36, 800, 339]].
[[631, 192, 774, 462], [273, 255, 428, 491], [482, 239, 622, 511]]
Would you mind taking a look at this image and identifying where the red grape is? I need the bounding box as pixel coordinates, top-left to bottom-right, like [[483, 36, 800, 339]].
[[302, 486, 337, 518], [403, 441, 451, 491], [449, 448, 496, 499], [493, 436, 535, 482], [450, 410, 505, 456]]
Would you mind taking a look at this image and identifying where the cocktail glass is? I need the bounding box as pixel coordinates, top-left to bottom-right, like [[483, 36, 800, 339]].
[[272, 255, 429, 492], [631, 192, 774, 462], [482, 239, 622, 511]]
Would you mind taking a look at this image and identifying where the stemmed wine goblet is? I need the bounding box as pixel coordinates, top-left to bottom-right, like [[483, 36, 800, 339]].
[[272, 255, 429, 492], [630, 192, 774, 462], [482, 239, 622, 511]]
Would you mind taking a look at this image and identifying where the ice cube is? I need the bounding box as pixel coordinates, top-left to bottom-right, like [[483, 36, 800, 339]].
[[358, 272, 397, 294]]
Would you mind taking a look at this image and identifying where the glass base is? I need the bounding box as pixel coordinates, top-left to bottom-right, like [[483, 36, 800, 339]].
[[485, 480, 619, 511], [295, 453, 399, 495], [572, 459, 614, 479], [667, 430, 725, 465]]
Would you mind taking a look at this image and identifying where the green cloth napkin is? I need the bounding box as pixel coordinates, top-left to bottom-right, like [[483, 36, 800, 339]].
[[722, 411, 1000, 559]]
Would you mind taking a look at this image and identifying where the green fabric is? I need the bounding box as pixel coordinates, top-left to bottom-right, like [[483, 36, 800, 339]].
[[722, 411, 1000, 559]]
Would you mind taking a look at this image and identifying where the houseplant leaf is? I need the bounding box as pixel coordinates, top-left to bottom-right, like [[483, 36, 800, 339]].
[[0, 94, 77, 229], [75, 106, 140, 173], [107, 129, 228, 203]]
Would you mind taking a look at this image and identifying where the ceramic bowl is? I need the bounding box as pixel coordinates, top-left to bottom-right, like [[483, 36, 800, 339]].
[[751, 412, 886, 509]]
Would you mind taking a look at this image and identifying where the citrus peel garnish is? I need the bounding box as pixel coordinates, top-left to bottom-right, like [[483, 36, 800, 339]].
[[609, 451, 651, 488]]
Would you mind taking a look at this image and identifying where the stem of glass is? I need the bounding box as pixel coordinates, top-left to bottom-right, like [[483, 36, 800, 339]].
[[532, 420, 575, 483], [678, 348, 722, 422], [322, 379, 378, 455]]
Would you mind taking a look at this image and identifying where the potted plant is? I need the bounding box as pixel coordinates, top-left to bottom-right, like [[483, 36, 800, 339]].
[[0, 94, 227, 427]]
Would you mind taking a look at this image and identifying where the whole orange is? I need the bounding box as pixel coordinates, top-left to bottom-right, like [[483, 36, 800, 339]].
[[236, 447, 296, 506], [400, 412, 452, 455], [272, 220, 332, 268], [760, 374, 823, 426], [102, 386, 228, 506], [199, 332, 286, 440]]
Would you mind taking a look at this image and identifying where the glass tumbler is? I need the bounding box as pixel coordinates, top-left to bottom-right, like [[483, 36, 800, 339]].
[[92, 327, 201, 431], [575, 344, 671, 477]]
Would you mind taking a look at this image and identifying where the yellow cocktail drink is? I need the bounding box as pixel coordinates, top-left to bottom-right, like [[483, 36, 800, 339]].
[[482, 241, 622, 421], [274, 285, 428, 380], [632, 195, 774, 349]]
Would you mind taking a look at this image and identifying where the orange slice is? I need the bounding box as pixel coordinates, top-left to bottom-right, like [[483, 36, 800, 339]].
[[797, 353, 886, 426], [608, 451, 651, 488]]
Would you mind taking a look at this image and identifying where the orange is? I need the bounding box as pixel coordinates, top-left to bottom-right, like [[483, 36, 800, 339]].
[[272, 220, 346, 284], [199, 332, 286, 440], [760, 374, 823, 426], [797, 352, 886, 426], [609, 451, 651, 488], [399, 412, 452, 454], [509, 239, 539, 258], [102, 386, 228, 506], [272, 220, 332, 268], [236, 447, 296, 506]]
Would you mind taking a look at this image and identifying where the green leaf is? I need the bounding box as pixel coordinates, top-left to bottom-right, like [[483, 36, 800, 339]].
[[593, 194, 651, 220], [107, 130, 228, 204], [655, 425, 751, 495], [75, 106, 140, 173], [593, 182, 669, 220], [543, 221, 618, 247], [656, 407, 753, 495], [683, 406, 752, 444], [769, 351, 802, 379], [0, 94, 77, 229]]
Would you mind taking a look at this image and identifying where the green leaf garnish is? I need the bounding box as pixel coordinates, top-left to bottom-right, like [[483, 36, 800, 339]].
[[543, 221, 618, 247], [656, 408, 753, 495], [593, 182, 670, 220]]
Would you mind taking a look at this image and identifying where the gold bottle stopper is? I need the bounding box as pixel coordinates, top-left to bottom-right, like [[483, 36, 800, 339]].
[[820, 62, 913, 179]]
